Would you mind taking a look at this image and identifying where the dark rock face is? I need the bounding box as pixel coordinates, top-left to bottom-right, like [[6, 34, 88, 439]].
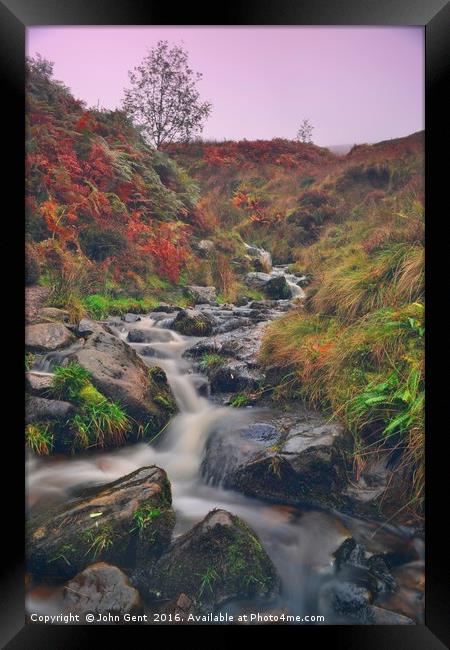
[[63, 562, 142, 616], [133, 509, 279, 611], [26, 322, 76, 353], [27, 466, 175, 579], [202, 410, 346, 510], [25, 396, 74, 424], [69, 325, 175, 430], [172, 309, 216, 336], [264, 276, 291, 300]]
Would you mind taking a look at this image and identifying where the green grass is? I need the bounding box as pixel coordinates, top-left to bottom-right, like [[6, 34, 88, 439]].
[[230, 394, 251, 408], [197, 567, 220, 599], [199, 353, 224, 371], [71, 400, 131, 449], [82, 294, 159, 320], [83, 525, 114, 559], [52, 363, 91, 401], [131, 505, 162, 532]]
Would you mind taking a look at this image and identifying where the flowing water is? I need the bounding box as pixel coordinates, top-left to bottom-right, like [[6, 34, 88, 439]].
[[26, 264, 424, 624]]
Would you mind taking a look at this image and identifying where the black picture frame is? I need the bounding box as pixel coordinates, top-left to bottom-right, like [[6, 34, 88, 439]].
[[2, 0, 449, 646]]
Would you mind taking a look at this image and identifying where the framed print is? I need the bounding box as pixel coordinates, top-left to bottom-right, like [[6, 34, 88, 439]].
[[1, 0, 449, 647]]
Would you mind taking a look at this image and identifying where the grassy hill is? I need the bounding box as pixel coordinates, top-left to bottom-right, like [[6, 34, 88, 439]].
[[25, 58, 424, 518]]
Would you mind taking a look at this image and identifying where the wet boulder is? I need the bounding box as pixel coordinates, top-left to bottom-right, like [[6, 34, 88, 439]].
[[319, 579, 373, 623], [133, 509, 279, 611], [26, 322, 76, 354], [69, 325, 176, 430], [127, 328, 173, 344], [171, 309, 216, 336], [27, 466, 175, 579], [185, 285, 217, 305], [202, 410, 347, 510], [25, 372, 54, 397], [25, 395, 74, 424], [332, 538, 398, 596], [207, 360, 263, 393], [244, 272, 272, 291], [121, 313, 141, 323], [63, 562, 143, 616], [264, 275, 291, 300]]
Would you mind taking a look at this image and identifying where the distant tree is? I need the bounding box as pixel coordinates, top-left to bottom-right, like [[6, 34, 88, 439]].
[[123, 41, 212, 149], [297, 118, 314, 144]]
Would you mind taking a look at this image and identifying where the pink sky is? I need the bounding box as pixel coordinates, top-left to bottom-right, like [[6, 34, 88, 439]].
[[26, 26, 424, 146]]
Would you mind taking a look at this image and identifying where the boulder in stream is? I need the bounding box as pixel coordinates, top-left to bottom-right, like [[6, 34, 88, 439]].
[[25, 395, 74, 423], [202, 410, 347, 510], [27, 466, 175, 579], [69, 324, 176, 431], [171, 309, 216, 336], [63, 562, 143, 616], [26, 322, 76, 354], [264, 275, 292, 300], [133, 509, 279, 611]]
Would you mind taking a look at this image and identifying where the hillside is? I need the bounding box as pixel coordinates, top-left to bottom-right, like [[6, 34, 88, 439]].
[[25, 59, 424, 519]]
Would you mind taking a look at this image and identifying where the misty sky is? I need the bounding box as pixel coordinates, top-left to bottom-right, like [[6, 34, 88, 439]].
[[27, 26, 424, 146]]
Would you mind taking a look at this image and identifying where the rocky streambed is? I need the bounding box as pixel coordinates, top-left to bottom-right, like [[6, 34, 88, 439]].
[[25, 265, 424, 625]]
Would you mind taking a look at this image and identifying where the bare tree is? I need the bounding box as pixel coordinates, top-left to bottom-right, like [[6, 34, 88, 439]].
[[297, 118, 314, 144], [123, 41, 212, 148]]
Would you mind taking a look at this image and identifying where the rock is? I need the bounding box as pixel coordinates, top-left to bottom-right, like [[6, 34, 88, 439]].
[[320, 580, 373, 623], [27, 466, 175, 579], [171, 309, 216, 336], [367, 554, 398, 594], [37, 307, 70, 323], [77, 318, 103, 337], [202, 409, 347, 510], [160, 593, 194, 619], [69, 325, 176, 430], [26, 322, 76, 353], [25, 396, 74, 424], [63, 562, 142, 616], [133, 509, 279, 610], [152, 304, 181, 313], [333, 538, 366, 570], [25, 372, 54, 397], [195, 239, 215, 256], [332, 539, 398, 597], [264, 276, 291, 300], [185, 285, 217, 305], [207, 360, 263, 393], [244, 272, 272, 290], [121, 313, 141, 323], [369, 606, 415, 625]]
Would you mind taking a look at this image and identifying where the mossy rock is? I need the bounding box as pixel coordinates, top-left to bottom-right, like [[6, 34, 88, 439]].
[[171, 309, 215, 336], [133, 509, 280, 611], [27, 466, 175, 579]]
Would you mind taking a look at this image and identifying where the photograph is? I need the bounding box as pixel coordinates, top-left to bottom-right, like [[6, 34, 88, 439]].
[[23, 25, 426, 627]]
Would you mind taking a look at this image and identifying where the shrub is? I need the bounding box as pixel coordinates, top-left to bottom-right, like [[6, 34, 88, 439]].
[[200, 354, 225, 371]]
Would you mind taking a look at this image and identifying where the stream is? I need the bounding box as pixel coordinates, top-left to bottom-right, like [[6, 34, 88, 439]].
[[26, 263, 424, 624]]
